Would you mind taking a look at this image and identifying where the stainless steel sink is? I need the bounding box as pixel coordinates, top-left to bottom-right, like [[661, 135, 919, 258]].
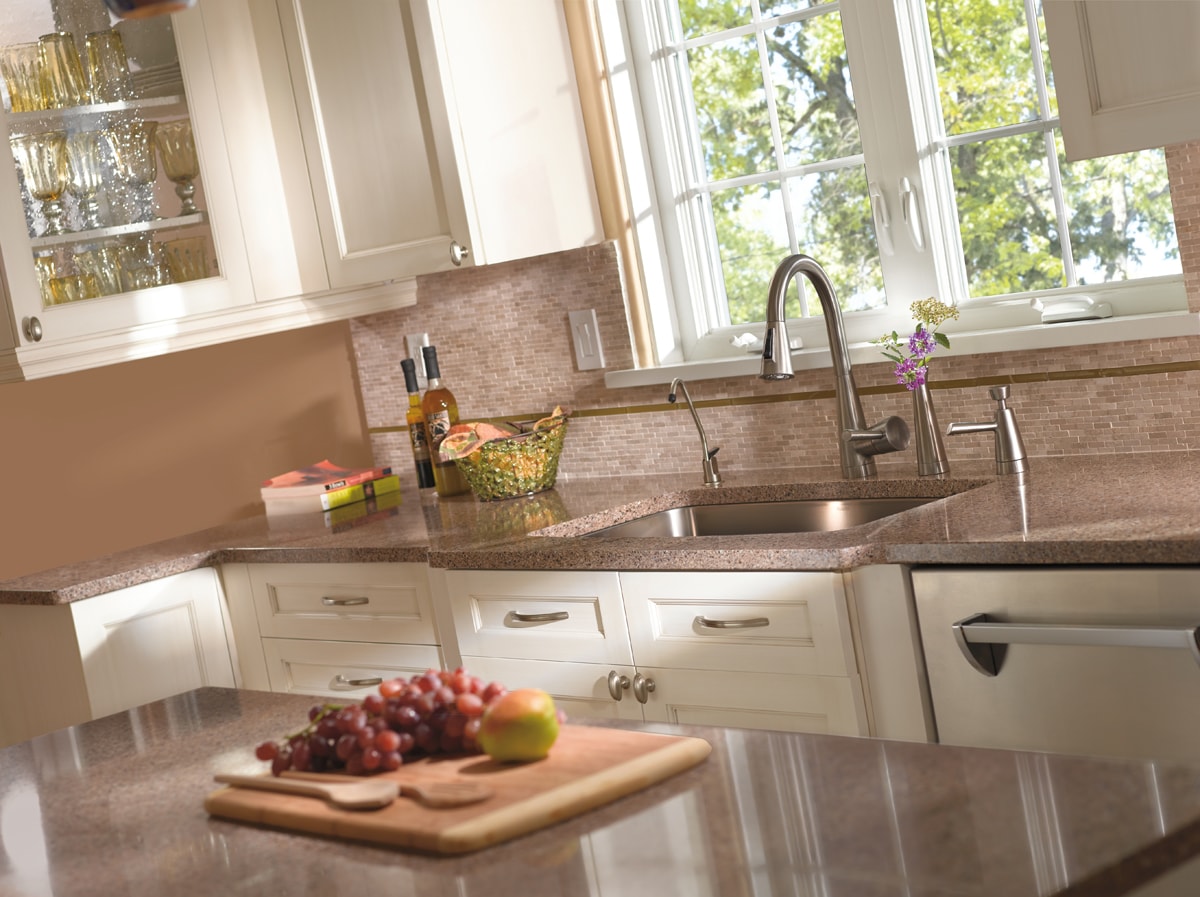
[[581, 497, 937, 539]]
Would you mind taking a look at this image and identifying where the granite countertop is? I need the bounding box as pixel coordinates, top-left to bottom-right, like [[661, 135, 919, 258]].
[[2, 686, 1199, 897], [6, 451, 1200, 605]]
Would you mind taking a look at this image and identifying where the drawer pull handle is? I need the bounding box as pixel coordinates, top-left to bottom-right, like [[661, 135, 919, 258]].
[[321, 596, 370, 607], [333, 674, 383, 688], [695, 615, 770, 630], [606, 669, 630, 701], [632, 672, 656, 704], [952, 613, 1200, 677], [508, 610, 569, 624]]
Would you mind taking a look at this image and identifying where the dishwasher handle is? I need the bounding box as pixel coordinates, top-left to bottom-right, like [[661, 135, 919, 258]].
[[952, 613, 1200, 676]]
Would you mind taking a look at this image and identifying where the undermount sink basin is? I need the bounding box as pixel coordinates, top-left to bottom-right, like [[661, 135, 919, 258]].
[[581, 497, 938, 539]]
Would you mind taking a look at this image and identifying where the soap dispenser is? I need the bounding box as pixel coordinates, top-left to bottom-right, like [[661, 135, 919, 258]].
[[946, 385, 1029, 475]]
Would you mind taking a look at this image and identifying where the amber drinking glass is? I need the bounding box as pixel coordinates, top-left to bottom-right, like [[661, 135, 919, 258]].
[[84, 29, 134, 103], [0, 42, 45, 113], [75, 244, 125, 295], [38, 32, 87, 109], [162, 236, 209, 282], [11, 131, 69, 235], [65, 130, 109, 230], [153, 120, 200, 215], [104, 120, 157, 223]]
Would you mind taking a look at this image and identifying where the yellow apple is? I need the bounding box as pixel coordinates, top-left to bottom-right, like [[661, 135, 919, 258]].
[[477, 688, 559, 762]]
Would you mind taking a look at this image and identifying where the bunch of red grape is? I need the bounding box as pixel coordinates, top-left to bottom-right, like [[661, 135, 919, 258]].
[[254, 667, 508, 776]]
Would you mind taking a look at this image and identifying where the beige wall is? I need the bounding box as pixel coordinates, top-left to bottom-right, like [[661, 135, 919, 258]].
[[0, 322, 371, 579]]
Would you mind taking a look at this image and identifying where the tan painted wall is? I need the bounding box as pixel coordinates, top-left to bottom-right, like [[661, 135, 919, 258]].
[[0, 321, 371, 579]]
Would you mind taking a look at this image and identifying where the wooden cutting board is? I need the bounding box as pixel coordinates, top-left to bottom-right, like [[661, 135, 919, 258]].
[[205, 725, 711, 854]]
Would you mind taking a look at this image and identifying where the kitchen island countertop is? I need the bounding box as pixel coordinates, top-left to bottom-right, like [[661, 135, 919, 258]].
[[3, 685, 1200, 897], [6, 451, 1200, 605]]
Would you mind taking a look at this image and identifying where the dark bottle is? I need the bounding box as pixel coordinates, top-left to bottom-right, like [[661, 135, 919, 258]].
[[400, 357, 436, 490], [420, 345, 469, 497]]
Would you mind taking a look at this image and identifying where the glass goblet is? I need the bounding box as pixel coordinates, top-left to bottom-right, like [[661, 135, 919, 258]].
[[103, 120, 158, 223], [10, 131, 69, 235], [65, 130, 109, 230], [153, 120, 200, 215]]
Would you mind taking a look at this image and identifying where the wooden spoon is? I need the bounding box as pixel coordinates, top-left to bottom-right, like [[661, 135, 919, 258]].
[[280, 770, 493, 808], [213, 773, 398, 810]]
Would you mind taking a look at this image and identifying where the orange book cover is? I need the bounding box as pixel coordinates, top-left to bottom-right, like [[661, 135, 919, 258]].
[[260, 460, 393, 498]]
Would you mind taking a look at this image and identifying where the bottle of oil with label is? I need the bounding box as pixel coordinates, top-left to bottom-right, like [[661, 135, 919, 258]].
[[420, 345, 469, 497], [400, 357, 436, 491]]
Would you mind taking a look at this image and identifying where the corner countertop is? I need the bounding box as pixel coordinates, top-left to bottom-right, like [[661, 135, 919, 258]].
[[4, 686, 1200, 897], [6, 451, 1200, 605]]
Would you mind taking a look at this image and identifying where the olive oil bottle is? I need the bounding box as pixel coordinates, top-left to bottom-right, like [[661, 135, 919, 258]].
[[400, 357, 436, 490], [420, 345, 469, 497]]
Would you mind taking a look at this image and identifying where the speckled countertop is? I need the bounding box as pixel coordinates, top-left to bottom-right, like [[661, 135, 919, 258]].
[[6, 451, 1200, 605], [2, 686, 1199, 897]]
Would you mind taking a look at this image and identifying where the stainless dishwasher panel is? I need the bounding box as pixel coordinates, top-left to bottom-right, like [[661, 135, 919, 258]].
[[912, 567, 1200, 763]]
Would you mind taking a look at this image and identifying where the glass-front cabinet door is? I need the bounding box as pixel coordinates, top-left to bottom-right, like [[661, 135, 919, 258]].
[[0, 0, 251, 375]]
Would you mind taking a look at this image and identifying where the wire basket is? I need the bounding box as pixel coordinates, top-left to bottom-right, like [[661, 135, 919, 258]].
[[453, 418, 568, 501]]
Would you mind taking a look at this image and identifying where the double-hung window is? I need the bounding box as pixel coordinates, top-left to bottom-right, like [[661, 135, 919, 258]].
[[595, 0, 1185, 373]]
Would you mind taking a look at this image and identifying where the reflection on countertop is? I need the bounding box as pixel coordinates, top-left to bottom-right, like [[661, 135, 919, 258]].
[[8, 451, 1200, 605], [3, 687, 1200, 897]]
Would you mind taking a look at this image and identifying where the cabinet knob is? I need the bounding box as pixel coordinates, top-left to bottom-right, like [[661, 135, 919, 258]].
[[632, 672, 656, 704], [22, 316, 42, 343], [606, 669, 630, 701], [449, 241, 470, 266]]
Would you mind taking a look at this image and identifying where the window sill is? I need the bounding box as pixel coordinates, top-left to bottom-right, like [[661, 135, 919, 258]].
[[603, 310, 1200, 389]]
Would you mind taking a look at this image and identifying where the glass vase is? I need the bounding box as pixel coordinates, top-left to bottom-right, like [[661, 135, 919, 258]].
[[912, 380, 949, 477]]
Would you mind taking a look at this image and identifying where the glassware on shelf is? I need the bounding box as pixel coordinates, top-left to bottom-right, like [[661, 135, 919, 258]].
[[0, 42, 46, 113], [33, 253, 58, 306], [161, 236, 208, 282], [11, 130, 70, 235], [153, 120, 200, 215], [37, 32, 88, 109], [103, 120, 158, 223], [83, 29, 134, 103], [75, 244, 125, 295], [47, 272, 100, 305], [65, 130, 109, 230], [118, 235, 165, 289]]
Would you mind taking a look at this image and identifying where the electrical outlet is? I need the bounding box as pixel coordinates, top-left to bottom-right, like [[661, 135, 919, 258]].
[[405, 332, 430, 386], [568, 309, 605, 371]]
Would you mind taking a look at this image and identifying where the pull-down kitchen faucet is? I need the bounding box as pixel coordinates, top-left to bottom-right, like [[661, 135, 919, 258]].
[[760, 254, 909, 479]]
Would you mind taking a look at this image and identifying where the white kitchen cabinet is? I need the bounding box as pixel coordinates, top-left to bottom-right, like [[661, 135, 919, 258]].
[[0, 568, 237, 747], [443, 568, 869, 736], [220, 562, 444, 698], [1045, 1, 1200, 160], [238, 0, 601, 292]]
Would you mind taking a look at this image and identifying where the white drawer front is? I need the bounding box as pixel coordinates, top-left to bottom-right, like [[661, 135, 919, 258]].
[[447, 571, 632, 664], [262, 638, 442, 698], [620, 571, 854, 676], [249, 563, 436, 644]]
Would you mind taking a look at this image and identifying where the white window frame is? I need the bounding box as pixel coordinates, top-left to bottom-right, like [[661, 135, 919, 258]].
[[596, 0, 1193, 387]]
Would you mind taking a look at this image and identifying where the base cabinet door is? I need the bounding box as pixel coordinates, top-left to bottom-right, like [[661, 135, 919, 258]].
[[636, 666, 868, 735], [460, 655, 643, 723]]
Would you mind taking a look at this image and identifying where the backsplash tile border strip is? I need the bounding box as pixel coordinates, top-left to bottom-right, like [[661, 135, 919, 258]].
[[367, 357, 1200, 436]]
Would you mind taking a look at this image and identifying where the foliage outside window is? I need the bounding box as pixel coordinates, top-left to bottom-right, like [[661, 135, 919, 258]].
[[598, 0, 1183, 367]]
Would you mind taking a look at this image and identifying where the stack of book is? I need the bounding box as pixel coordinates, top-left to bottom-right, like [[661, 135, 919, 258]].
[[260, 460, 400, 517]]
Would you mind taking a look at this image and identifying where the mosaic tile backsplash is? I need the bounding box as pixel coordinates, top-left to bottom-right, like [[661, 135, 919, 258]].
[[351, 141, 1200, 491]]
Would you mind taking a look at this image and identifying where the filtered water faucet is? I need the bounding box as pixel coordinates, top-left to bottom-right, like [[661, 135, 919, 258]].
[[668, 378, 721, 487], [760, 254, 910, 479]]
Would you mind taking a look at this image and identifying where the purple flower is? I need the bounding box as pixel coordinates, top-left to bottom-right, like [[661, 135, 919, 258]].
[[908, 327, 937, 358], [894, 357, 927, 390]]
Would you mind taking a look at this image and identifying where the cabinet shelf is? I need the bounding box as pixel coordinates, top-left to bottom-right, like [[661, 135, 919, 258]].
[[30, 212, 208, 251], [5, 95, 188, 135]]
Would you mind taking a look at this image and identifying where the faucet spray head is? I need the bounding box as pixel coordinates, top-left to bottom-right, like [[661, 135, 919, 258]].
[[760, 321, 794, 380]]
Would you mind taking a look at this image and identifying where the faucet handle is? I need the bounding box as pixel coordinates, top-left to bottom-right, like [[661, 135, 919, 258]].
[[946, 386, 1029, 475]]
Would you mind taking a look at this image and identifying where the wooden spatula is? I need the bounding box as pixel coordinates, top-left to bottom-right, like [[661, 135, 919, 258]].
[[280, 770, 493, 808], [213, 773, 399, 810]]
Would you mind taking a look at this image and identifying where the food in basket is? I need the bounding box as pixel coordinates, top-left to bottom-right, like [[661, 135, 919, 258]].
[[445, 407, 569, 501]]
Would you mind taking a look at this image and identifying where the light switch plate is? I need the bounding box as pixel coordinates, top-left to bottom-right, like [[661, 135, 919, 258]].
[[405, 333, 430, 386], [568, 309, 605, 371]]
